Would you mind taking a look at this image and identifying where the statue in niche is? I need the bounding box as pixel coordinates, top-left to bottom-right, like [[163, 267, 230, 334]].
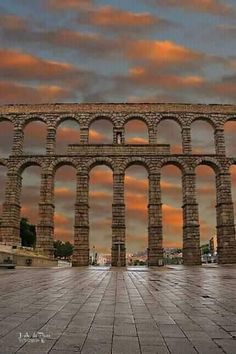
[[117, 132, 122, 144]]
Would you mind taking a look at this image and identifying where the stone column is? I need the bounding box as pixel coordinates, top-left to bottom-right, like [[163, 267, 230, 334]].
[[73, 171, 90, 266], [214, 128, 226, 155], [216, 172, 236, 264], [36, 173, 54, 257], [148, 173, 163, 266], [112, 172, 126, 266], [80, 127, 89, 144], [182, 172, 201, 265], [182, 127, 192, 154], [12, 127, 24, 155], [0, 172, 22, 245], [46, 127, 56, 155]]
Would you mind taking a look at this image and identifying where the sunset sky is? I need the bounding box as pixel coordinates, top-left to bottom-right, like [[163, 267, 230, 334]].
[[0, 0, 236, 254]]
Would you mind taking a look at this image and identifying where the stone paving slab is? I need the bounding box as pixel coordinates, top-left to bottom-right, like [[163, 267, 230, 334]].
[[0, 266, 235, 353]]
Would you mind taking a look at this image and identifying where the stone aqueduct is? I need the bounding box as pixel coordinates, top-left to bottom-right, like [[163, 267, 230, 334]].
[[0, 103, 236, 266]]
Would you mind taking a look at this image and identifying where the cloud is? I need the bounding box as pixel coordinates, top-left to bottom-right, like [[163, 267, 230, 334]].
[[125, 41, 205, 70], [0, 80, 73, 104], [0, 48, 95, 84], [47, 0, 93, 11], [77, 5, 173, 33], [148, 0, 236, 17]]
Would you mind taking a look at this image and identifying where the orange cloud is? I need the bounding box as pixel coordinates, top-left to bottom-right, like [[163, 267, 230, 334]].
[[89, 129, 109, 143], [55, 187, 75, 199], [0, 49, 80, 81], [151, 0, 235, 16], [0, 80, 73, 104], [126, 137, 148, 144], [128, 67, 205, 88], [126, 41, 203, 67], [90, 169, 113, 188], [54, 212, 71, 225]]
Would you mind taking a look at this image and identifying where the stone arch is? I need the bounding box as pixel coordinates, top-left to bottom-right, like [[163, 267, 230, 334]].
[[125, 162, 149, 262], [54, 163, 77, 245], [0, 118, 14, 157], [161, 163, 183, 252], [191, 118, 215, 154], [20, 162, 42, 247], [17, 159, 43, 175], [124, 158, 151, 175], [89, 163, 113, 263], [160, 158, 188, 174], [55, 114, 79, 129], [158, 114, 183, 128], [157, 117, 182, 153], [124, 117, 149, 144], [191, 115, 216, 128], [56, 118, 80, 153], [124, 114, 150, 127], [22, 115, 48, 129], [89, 117, 113, 144], [23, 119, 47, 155], [224, 117, 236, 157], [88, 114, 115, 128], [52, 159, 78, 176], [87, 157, 115, 173], [194, 158, 221, 174]]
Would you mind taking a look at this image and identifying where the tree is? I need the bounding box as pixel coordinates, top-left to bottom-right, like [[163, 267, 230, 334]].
[[201, 243, 210, 255], [20, 218, 36, 247], [54, 240, 74, 260]]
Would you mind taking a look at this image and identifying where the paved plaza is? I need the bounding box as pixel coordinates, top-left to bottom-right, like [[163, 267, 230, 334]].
[[0, 266, 236, 354]]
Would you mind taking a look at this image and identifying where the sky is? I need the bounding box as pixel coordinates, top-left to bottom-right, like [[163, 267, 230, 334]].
[[0, 0, 236, 254]]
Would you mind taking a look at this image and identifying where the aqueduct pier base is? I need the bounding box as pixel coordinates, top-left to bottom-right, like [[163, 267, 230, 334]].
[[0, 103, 236, 266]]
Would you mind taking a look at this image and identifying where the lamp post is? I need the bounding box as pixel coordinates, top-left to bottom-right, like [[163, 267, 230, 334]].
[[114, 241, 125, 267]]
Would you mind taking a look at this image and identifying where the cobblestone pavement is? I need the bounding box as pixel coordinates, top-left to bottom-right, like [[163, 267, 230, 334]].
[[0, 265, 236, 354]]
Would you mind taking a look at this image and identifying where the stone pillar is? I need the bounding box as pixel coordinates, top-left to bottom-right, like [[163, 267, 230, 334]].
[[80, 127, 89, 144], [182, 172, 201, 265], [12, 127, 24, 155], [36, 173, 54, 257], [0, 172, 22, 245], [214, 128, 226, 155], [73, 171, 90, 266], [46, 127, 56, 155], [149, 126, 157, 145], [112, 172, 126, 266], [216, 172, 236, 264], [182, 127, 192, 154], [113, 127, 124, 144], [148, 173, 163, 266]]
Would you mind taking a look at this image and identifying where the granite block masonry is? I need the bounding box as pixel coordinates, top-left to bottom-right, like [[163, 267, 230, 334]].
[[0, 103, 235, 266]]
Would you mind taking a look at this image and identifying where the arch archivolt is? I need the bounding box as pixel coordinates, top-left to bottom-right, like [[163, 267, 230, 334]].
[[86, 157, 115, 173], [193, 157, 222, 174], [190, 115, 218, 129], [123, 157, 151, 174], [55, 114, 79, 130], [88, 114, 115, 129], [159, 157, 188, 174], [157, 113, 183, 128], [123, 114, 150, 128]]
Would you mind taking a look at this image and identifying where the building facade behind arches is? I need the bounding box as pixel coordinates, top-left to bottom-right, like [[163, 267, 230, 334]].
[[0, 103, 235, 266]]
